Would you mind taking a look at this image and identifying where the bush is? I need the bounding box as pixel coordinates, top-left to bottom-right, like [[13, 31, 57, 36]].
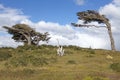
[[89, 50, 95, 54], [0, 51, 12, 61], [67, 60, 76, 64], [17, 45, 38, 50], [110, 62, 120, 72], [8, 56, 28, 67], [31, 57, 48, 66], [22, 68, 35, 74], [5, 54, 50, 67], [88, 48, 95, 54], [67, 45, 81, 50]]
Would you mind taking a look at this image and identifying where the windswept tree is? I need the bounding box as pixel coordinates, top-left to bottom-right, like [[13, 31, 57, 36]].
[[3, 24, 50, 46], [71, 10, 116, 51]]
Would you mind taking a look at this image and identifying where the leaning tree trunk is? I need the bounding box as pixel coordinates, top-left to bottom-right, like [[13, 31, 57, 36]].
[[20, 32, 32, 46], [26, 36, 32, 45], [105, 22, 116, 51]]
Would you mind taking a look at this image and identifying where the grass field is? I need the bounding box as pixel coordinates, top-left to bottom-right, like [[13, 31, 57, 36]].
[[0, 45, 120, 80]]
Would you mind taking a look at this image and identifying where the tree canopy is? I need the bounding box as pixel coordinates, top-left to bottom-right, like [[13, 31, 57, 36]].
[[3, 24, 50, 46], [77, 10, 109, 24]]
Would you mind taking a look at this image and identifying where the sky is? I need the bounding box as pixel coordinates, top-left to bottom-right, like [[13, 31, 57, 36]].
[[0, 0, 120, 51]]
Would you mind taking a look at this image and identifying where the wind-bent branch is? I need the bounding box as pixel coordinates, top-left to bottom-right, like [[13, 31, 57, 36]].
[[4, 26, 32, 45], [3, 24, 50, 46], [71, 23, 106, 28], [72, 10, 116, 51]]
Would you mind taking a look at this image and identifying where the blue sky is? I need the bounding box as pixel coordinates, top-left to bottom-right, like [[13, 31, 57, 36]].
[[0, 0, 112, 24], [0, 0, 120, 51]]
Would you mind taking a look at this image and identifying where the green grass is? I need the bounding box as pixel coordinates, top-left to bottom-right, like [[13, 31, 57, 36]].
[[0, 45, 120, 80]]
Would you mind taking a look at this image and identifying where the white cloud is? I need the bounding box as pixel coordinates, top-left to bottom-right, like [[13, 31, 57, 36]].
[[0, 34, 23, 48], [74, 0, 84, 5], [0, 4, 28, 30]]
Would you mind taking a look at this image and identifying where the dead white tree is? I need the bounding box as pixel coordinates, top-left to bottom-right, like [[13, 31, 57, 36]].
[[56, 39, 64, 56]]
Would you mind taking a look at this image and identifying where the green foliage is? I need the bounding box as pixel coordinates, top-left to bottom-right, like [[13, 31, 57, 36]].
[[0, 51, 12, 61], [67, 60, 76, 64], [31, 57, 48, 66], [89, 49, 95, 54], [3, 24, 50, 46], [4, 45, 58, 67], [17, 45, 38, 50], [110, 62, 120, 72], [77, 10, 108, 24], [7, 56, 28, 67], [85, 48, 95, 58], [17, 45, 56, 53], [5, 54, 49, 67], [67, 45, 81, 50], [88, 47, 95, 54], [22, 68, 35, 74]]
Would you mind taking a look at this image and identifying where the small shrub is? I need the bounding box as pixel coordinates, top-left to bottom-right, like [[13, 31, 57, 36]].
[[90, 50, 95, 54], [86, 47, 95, 54], [68, 45, 81, 50], [6, 54, 49, 67], [31, 57, 48, 66], [89, 49, 95, 54], [67, 60, 76, 64], [22, 68, 35, 74], [0, 52, 12, 61], [110, 62, 120, 72], [9, 56, 28, 67], [17, 45, 38, 50]]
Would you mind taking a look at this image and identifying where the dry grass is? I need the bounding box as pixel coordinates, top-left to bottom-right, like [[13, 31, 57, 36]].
[[0, 45, 120, 80]]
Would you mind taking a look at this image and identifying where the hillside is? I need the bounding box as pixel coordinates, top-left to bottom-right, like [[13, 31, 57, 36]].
[[0, 45, 120, 80]]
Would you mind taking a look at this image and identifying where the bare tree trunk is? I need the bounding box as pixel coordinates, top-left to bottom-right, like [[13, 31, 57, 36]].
[[106, 22, 116, 51]]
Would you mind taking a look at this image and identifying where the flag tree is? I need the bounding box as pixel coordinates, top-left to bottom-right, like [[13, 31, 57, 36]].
[[3, 24, 50, 46], [71, 10, 116, 51]]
